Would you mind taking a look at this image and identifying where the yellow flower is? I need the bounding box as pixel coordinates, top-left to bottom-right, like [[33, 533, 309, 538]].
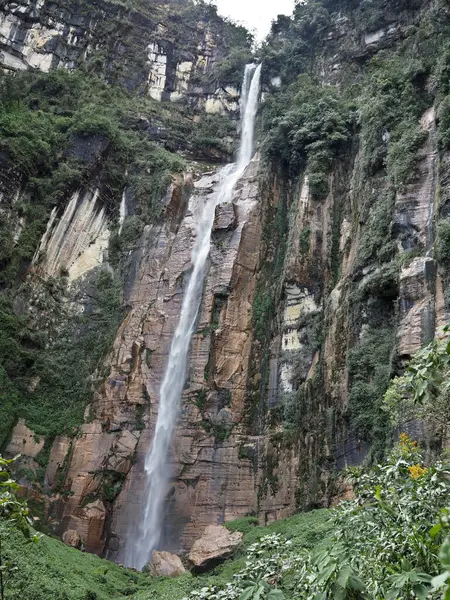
[[408, 464, 428, 479], [399, 433, 419, 455]]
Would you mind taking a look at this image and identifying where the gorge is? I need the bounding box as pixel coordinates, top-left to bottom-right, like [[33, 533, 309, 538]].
[[1, 0, 450, 597]]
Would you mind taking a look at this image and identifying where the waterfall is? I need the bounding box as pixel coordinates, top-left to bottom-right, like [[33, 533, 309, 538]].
[[123, 63, 261, 570], [118, 190, 127, 235]]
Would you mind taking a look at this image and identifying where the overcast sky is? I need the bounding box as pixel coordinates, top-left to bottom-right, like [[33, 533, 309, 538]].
[[215, 0, 296, 41]]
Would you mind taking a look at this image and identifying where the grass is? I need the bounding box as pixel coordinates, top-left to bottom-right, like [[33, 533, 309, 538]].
[[0, 509, 331, 600]]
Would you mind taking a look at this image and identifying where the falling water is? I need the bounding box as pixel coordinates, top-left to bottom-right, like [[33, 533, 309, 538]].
[[123, 63, 261, 570], [118, 190, 127, 235]]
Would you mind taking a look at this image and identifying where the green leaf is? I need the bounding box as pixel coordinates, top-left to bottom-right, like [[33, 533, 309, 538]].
[[441, 539, 450, 569], [430, 523, 442, 538], [240, 588, 256, 600], [432, 571, 450, 590], [267, 590, 285, 600], [412, 583, 432, 599], [336, 564, 352, 589], [253, 586, 264, 600], [348, 575, 366, 592]]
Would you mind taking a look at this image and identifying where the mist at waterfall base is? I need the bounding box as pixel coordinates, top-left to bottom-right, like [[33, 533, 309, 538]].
[[122, 63, 261, 570]]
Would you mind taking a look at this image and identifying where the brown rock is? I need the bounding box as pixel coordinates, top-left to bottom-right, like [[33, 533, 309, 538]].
[[45, 435, 71, 489], [66, 499, 107, 555], [148, 550, 186, 577], [213, 202, 237, 231], [62, 529, 81, 548], [6, 419, 45, 458], [188, 525, 243, 569]]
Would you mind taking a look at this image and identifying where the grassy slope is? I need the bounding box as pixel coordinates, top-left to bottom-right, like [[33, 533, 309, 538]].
[[2, 510, 330, 600]]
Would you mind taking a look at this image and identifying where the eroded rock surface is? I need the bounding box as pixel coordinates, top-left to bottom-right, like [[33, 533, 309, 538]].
[[0, 0, 240, 113], [188, 525, 243, 569], [62, 529, 81, 548], [149, 551, 186, 577]]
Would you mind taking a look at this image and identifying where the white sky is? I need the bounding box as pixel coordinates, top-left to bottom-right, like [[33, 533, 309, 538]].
[[215, 0, 296, 41]]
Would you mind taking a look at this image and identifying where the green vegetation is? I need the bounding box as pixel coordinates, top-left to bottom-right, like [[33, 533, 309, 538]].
[[180, 436, 450, 600], [436, 219, 450, 266], [383, 327, 450, 449], [0, 455, 39, 600], [3, 432, 450, 600], [359, 53, 429, 183], [262, 75, 355, 197], [0, 521, 155, 600], [0, 269, 124, 448], [191, 113, 237, 159], [356, 189, 396, 268], [347, 327, 395, 454]]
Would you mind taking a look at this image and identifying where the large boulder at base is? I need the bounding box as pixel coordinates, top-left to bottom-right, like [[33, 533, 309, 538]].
[[188, 525, 243, 570], [149, 550, 186, 577], [62, 529, 81, 548]]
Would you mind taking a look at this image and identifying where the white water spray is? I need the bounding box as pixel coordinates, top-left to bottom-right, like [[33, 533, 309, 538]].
[[123, 63, 261, 570]]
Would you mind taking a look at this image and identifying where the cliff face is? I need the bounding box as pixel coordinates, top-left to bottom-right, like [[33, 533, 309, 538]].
[[0, 0, 247, 112], [2, 0, 450, 560]]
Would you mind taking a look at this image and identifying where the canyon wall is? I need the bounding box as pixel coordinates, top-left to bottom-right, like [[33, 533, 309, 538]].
[[1, 0, 450, 560], [0, 0, 245, 113]]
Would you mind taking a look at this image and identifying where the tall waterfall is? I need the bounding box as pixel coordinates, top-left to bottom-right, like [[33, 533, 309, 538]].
[[123, 63, 261, 570]]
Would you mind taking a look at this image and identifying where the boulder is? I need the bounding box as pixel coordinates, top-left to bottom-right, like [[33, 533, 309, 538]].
[[62, 529, 81, 548], [149, 550, 186, 577], [213, 203, 237, 232], [188, 525, 243, 569]]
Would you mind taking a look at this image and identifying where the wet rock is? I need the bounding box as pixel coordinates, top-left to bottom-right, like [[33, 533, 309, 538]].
[[188, 525, 243, 570], [148, 550, 186, 577], [213, 202, 237, 231]]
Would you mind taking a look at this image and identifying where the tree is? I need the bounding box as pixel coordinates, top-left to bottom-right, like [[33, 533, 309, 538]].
[[0, 455, 39, 600]]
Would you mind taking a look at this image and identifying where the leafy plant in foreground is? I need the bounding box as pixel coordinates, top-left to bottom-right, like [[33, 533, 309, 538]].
[[383, 327, 450, 447], [0, 455, 39, 600]]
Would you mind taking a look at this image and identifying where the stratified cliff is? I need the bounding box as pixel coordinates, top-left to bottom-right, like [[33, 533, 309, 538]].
[[1, 0, 450, 560]]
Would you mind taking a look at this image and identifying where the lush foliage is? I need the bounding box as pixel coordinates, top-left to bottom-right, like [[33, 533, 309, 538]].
[[383, 328, 450, 447], [0, 506, 328, 600], [347, 327, 395, 453], [3, 438, 450, 600], [0, 269, 124, 448], [180, 437, 450, 600], [262, 75, 355, 197], [0, 455, 38, 600]]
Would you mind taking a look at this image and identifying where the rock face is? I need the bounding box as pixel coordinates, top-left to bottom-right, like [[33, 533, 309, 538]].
[[6, 419, 45, 458], [149, 551, 186, 577], [2, 0, 450, 571], [0, 0, 241, 113], [188, 525, 243, 569], [34, 189, 110, 281]]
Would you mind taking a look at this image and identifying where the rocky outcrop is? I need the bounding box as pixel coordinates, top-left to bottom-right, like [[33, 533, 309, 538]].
[[149, 550, 186, 577], [34, 188, 110, 281], [0, 0, 242, 113], [188, 525, 243, 569], [6, 418, 45, 458], [62, 529, 81, 549]]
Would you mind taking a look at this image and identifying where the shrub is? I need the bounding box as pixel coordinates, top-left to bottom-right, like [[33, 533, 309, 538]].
[[436, 219, 450, 265], [383, 329, 450, 447], [348, 327, 395, 449], [262, 75, 355, 196]]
